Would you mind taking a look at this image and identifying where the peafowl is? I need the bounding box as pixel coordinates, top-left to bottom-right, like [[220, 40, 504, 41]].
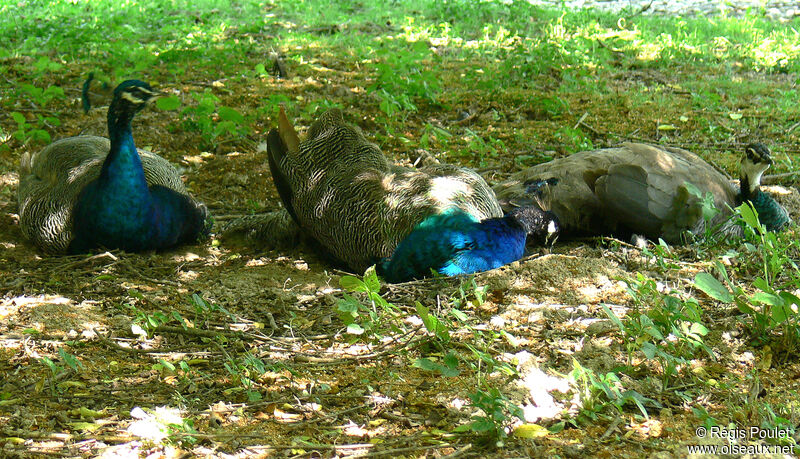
[[256, 107, 558, 280], [18, 79, 211, 254], [378, 205, 559, 283], [492, 142, 791, 242]]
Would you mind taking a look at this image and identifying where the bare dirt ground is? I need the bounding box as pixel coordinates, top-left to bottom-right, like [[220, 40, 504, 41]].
[[1, 66, 800, 457]]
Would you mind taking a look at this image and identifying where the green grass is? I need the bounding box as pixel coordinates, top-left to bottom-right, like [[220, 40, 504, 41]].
[[2, 0, 800, 455]]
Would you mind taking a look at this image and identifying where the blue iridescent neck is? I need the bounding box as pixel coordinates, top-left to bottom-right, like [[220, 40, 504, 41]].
[[101, 107, 148, 192]]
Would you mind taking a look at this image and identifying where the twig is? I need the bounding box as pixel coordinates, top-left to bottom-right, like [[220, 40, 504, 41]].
[[91, 328, 151, 354], [625, 0, 653, 20], [153, 325, 250, 340], [206, 214, 242, 222], [0, 429, 133, 444], [288, 402, 371, 427], [440, 444, 473, 459], [573, 112, 589, 130], [619, 437, 672, 451], [573, 112, 603, 136], [56, 251, 118, 271], [763, 171, 800, 183], [118, 259, 181, 287], [357, 442, 460, 458], [600, 415, 624, 440], [292, 335, 425, 364]]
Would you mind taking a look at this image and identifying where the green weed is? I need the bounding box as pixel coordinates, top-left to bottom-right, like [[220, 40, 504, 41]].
[[181, 90, 250, 150], [569, 359, 651, 424], [694, 203, 800, 356], [337, 267, 404, 341], [605, 273, 712, 390]]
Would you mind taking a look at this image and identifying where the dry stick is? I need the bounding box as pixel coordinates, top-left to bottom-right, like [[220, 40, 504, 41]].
[[440, 444, 473, 459], [287, 402, 372, 427], [1, 430, 133, 444], [573, 112, 603, 136], [208, 214, 242, 222], [293, 335, 426, 364], [619, 437, 672, 452], [357, 443, 460, 458], [573, 112, 589, 130], [600, 415, 624, 440], [90, 327, 205, 355], [153, 324, 250, 340], [763, 171, 800, 183], [91, 327, 152, 354], [169, 435, 376, 451], [118, 259, 181, 287], [56, 251, 118, 271], [252, 332, 337, 343], [625, 0, 654, 19]]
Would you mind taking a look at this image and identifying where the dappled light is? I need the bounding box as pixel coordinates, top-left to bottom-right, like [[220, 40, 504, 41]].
[[1, 0, 800, 457]]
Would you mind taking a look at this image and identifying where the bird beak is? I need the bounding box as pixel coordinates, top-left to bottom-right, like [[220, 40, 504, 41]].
[[544, 220, 559, 246], [150, 89, 168, 102]]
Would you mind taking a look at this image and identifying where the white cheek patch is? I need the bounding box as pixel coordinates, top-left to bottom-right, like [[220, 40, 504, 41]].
[[742, 157, 769, 192]]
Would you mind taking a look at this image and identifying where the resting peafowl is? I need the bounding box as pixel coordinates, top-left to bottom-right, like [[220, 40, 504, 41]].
[[492, 142, 790, 242], [18, 79, 211, 254], [259, 107, 558, 281], [378, 205, 559, 283]]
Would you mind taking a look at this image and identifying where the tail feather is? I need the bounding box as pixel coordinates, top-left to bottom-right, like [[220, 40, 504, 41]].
[[266, 128, 299, 224], [277, 105, 300, 152], [82, 73, 94, 114]]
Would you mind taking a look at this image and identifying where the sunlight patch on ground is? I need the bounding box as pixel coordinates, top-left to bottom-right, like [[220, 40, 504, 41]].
[[127, 406, 185, 443], [515, 351, 571, 423], [0, 172, 17, 187], [1, 294, 73, 320]]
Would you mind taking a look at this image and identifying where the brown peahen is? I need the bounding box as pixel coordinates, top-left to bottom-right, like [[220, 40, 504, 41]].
[[493, 142, 790, 242]]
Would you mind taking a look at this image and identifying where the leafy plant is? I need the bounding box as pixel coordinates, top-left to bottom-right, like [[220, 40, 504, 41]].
[[222, 351, 268, 402], [20, 84, 64, 108], [38, 349, 85, 395], [337, 267, 404, 340], [457, 128, 503, 166], [569, 359, 651, 423], [684, 182, 725, 243], [640, 238, 681, 272], [456, 385, 524, 446], [694, 203, 800, 355], [553, 126, 592, 153], [368, 41, 440, 117], [10, 111, 57, 144], [181, 90, 250, 149], [605, 273, 712, 389]]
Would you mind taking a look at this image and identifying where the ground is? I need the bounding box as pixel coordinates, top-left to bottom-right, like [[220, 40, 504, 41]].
[[1, 2, 800, 457]]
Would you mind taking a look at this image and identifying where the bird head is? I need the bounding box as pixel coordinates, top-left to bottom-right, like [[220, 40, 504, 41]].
[[509, 205, 561, 247], [107, 80, 162, 131], [740, 143, 773, 196], [112, 80, 160, 114]]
